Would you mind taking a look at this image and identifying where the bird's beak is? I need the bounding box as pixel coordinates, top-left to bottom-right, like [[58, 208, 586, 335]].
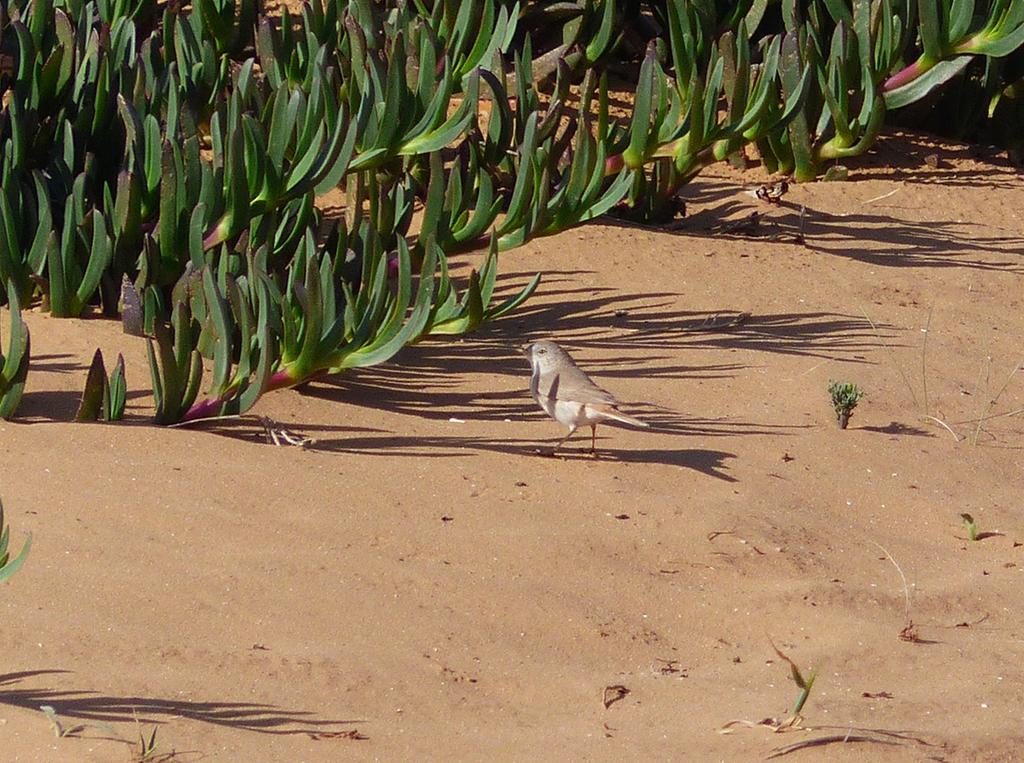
[[520, 343, 531, 356]]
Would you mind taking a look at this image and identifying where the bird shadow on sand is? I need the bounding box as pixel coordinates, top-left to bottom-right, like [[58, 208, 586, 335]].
[[310, 430, 741, 481], [0, 670, 361, 737], [539, 444, 740, 481]]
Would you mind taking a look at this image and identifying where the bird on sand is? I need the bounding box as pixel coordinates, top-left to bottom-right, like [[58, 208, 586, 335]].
[[523, 340, 649, 456]]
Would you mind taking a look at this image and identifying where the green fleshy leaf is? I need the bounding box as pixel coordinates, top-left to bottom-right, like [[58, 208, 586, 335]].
[[105, 353, 127, 421], [0, 282, 30, 420], [202, 267, 234, 394], [338, 239, 437, 368], [76, 349, 107, 422], [484, 272, 541, 321], [884, 56, 972, 108]]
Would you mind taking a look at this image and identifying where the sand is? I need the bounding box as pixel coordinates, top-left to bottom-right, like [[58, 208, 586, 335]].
[[1, 130, 1023, 761]]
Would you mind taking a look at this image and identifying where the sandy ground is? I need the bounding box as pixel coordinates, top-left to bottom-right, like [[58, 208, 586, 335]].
[[1, 131, 1023, 761]]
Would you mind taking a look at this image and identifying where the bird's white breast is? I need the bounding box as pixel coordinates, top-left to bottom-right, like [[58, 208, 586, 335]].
[[551, 400, 589, 428]]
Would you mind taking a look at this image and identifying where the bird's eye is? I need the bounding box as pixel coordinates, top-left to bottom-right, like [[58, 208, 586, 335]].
[[538, 348, 546, 354]]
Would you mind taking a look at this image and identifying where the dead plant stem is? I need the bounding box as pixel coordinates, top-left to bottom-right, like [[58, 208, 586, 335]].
[[870, 540, 911, 625]]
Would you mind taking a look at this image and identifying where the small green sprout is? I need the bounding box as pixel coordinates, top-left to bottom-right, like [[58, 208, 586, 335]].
[[40, 705, 86, 738], [770, 639, 817, 728], [828, 380, 864, 429], [135, 723, 160, 762], [38, 705, 114, 739], [961, 513, 979, 541]]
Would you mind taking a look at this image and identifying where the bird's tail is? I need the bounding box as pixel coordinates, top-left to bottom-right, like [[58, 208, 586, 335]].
[[595, 406, 649, 428]]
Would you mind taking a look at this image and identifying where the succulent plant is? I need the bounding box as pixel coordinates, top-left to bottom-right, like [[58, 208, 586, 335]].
[[76, 348, 127, 421], [760, 0, 1024, 180], [147, 292, 204, 425], [0, 161, 51, 304], [828, 379, 864, 429], [886, 0, 1024, 99], [0, 497, 31, 584], [44, 188, 113, 317], [0, 281, 30, 420], [420, 0, 520, 84], [608, 9, 809, 218], [156, 223, 538, 424], [4, 0, 1024, 426]]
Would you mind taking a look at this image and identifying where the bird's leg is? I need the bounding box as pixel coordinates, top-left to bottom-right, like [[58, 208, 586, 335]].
[[547, 426, 577, 457], [589, 425, 598, 456]]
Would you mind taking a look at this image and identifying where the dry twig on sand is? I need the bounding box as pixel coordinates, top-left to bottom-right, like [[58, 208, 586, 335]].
[[869, 541, 921, 642]]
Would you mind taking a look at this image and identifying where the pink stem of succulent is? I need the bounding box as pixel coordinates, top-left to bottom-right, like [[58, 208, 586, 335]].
[[180, 396, 226, 422], [604, 154, 625, 175], [883, 58, 933, 92], [179, 366, 322, 422], [267, 367, 302, 390], [201, 229, 225, 251]]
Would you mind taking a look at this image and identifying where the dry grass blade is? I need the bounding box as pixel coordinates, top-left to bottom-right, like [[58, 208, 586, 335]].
[[860, 308, 919, 410], [923, 415, 961, 441], [970, 356, 1024, 446], [767, 733, 900, 758], [768, 639, 807, 690], [861, 188, 901, 204], [921, 307, 932, 416], [719, 717, 787, 734], [307, 729, 369, 740], [953, 406, 1024, 425], [166, 414, 245, 428], [869, 541, 922, 641]]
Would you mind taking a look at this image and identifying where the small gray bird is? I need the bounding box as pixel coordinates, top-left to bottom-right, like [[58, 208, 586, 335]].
[[524, 340, 649, 455]]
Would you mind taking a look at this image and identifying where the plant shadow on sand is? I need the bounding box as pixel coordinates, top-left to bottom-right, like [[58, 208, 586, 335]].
[[671, 186, 1024, 272], [0, 670, 361, 736], [861, 421, 935, 437], [15, 388, 153, 424]]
